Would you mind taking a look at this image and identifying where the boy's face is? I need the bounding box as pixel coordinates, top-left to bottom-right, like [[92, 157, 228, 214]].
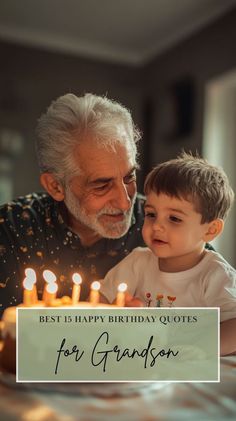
[[142, 192, 212, 270]]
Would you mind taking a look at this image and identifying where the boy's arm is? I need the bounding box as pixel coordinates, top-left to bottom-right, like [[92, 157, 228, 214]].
[[124, 293, 143, 307], [220, 318, 236, 355]]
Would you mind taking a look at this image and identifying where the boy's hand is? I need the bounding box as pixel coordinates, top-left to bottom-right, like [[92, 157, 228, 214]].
[[125, 292, 143, 307]]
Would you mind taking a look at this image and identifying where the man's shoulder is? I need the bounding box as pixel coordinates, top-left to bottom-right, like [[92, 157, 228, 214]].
[[0, 192, 53, 216], [0, 192, 56, 228]]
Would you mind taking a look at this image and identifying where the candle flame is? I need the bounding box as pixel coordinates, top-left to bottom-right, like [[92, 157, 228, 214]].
[[91, 281, 101, 291], [118, 282, 127, 293], [46, 282, 58, 294], [23, 277, 34, 291], [72, 273, 82, 285], [43, 270, 57, 284], [25, 268, 36, 283]]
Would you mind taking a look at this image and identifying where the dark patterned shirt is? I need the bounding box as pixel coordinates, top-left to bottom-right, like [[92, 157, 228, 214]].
[[0, 192, 145, 316]]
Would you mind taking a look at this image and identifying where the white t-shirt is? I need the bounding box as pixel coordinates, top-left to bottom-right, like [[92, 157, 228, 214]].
[[100, 248, 236, 321]]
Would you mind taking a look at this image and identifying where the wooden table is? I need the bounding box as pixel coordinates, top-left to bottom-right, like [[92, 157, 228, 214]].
[[0, 357, 235, 420]]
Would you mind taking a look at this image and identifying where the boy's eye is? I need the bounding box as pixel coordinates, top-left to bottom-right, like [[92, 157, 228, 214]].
[[169, 215, 182, 223], [145, 212, 156, 219]]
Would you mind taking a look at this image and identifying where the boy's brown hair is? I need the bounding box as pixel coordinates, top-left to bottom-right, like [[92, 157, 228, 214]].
[[144, 152, 234, 223]]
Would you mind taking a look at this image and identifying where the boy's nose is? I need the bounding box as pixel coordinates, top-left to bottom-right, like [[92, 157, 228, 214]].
[[153, 220, 165, 232]]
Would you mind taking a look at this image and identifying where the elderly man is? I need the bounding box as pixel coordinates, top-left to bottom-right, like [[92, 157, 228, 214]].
[[0, 93, 145, 314]]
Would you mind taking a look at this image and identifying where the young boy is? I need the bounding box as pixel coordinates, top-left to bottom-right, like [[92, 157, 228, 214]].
[[100, 153, 236, 355]]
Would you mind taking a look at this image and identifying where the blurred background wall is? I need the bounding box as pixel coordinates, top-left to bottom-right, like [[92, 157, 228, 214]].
[[0, 0, 236, 265], [0, 40, 144, 196]]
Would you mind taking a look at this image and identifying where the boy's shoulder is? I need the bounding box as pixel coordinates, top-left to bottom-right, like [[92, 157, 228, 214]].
[[116, 247, 155, 269], [128, 246, 154, 260], [125, 247, 158, 270], [204, 250, 236, 280]]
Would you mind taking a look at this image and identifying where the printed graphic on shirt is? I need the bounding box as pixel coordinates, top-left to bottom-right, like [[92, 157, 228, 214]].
[[145, 292, 177, 307]]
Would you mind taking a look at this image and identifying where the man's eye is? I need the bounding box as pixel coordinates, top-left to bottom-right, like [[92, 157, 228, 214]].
[[124, 172, 136, 184], [94, 184, 108, 191], [145, 212, 156, 219], [169, 215, 182, 223]]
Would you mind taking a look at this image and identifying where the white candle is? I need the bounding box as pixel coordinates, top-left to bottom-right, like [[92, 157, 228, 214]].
[[72, 273, 82, 305], [43, 270, 57, 283], [23, 277, 34, 306], [42, 269, 57, 302], [116, 283, 127, 307], [25, 268, 38, 303], [44, 282, 58, 306], [25, 268, 37, 283], [89, 281, 101, 305]]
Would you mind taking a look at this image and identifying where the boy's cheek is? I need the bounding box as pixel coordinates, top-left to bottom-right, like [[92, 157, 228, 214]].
[[142, 225, 148, 239], [142, 227, 150, 245]]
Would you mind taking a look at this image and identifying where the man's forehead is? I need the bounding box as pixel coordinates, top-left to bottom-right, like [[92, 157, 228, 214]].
[[85, 163, 137, 184], [74, 140, 136, 181]]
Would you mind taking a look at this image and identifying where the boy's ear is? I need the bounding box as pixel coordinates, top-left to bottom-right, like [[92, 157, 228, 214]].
[[40, 173, 65, 201], [203, 218, 224, 242]]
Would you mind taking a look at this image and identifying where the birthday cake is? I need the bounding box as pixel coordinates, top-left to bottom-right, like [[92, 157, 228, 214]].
[[0, 297, 117, 374], [0, 268, 126, 374]]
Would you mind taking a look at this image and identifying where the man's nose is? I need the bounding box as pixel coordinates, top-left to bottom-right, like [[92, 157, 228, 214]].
[[112, 183, 132, 211]]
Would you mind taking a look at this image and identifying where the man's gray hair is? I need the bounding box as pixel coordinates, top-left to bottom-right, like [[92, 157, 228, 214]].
[[36, 93, 141, 183]]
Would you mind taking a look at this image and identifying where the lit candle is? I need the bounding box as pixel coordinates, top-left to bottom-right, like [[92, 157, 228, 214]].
[[116, 283, 127, 307], [42, 269, 57, 302], [43, 270, 57, 284], [25, 268, 38, 304], [23, 277, 34, 306], [72, 273, 82, 305], [44, 282, 58, 306], [89, 281, 101, 305], [25, 268, 36, 283]]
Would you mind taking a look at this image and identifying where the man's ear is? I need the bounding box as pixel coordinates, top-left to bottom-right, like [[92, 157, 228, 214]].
[[40, 173, 65, 201], [203, 218, 224, 242]]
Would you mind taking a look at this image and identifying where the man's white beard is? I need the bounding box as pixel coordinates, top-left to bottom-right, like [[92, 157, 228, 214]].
[[64, 187, 136, 239]]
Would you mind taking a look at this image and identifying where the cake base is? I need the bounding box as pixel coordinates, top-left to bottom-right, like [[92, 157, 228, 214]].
[[0, 333, 16, 374], [0, 300, 117, 374]]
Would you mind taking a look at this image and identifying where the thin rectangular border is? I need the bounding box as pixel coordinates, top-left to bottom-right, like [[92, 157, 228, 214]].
[[16, 307, 220, 383]]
